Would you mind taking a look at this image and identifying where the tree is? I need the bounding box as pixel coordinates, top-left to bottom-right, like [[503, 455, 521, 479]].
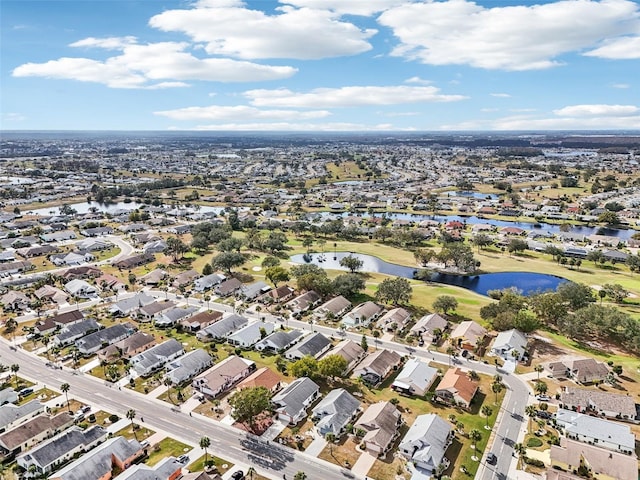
[[166, 236, 189, 262], [107, 364, 119, 382], [10, 363, 19, 389], [332, 273, 365, 298], [529, 292, 567, 326], [126, 409, 137, 439], [598, 211, 620, 225], [432, 295, 458, 314], [507, 238, 528, 255], [534, 364, 544, 381], [325, 432, 337, 461], [164, 377, 174, 403], [481, 405, 493, 427], [414, 247, 435, 266], [61, 383, 71, 413], [228, 386, 273, 432], [200, 436, 211, 465], [534, 381, 548, 396], [211, 251, 245, 274], [294, 472, 307, 480], [525, 404, 537, 432], [288, 355, 318, 378], [339, 254, 363, 273], [556, 282, 595, 310], [360, 335, 368, 352], [202, 263, 213, 276], [217, 237, 243, 253], [469, 428, 482, 449], [265, 266, 290, 287], [491, 381, 503, 404], [376, 277, 412, 305], [262, 256, 281, 268], [318, 354, 348, 381], [472, 234, 493, 251], [601, 283, 630, 303]]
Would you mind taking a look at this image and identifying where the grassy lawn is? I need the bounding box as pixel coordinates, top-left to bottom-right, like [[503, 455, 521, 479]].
[[115, 423, 156, 441], [276, 418, 316, 451], [318, 435, 362, 469], [187, 454, 235, 475], [146, 437, 192, 467]]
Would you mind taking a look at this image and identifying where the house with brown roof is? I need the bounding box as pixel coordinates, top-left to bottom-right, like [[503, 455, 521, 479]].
[[342, 301, 384, 327], [137, 300, 176, 322], [172, 269, 200, 289], [259, 285, 295, 304], [215, 278, 243, 297], [181, 310, 223, 332], [550, 437, 638, 480], [323, 339, 365, 373], [353, 349, 402, 385], [313, 295, 352, 320], [435, 367, 478, 409], [34, 285, 68, 305], [99, 331, 157, 361], [410, 312, 448, 343], [140, 269, 167, 286], [286, 290, 322, 315], [0, 291, 30, 311], [355, 401, 402, 457], [449, 320, 487, 351], [113, 253, 154, 270], [544, 358, 609, 385], [192, 356, 256, 398], [236, 367, 282, 393], [376, 307, 411, 331], [59, 265, 101, 281], [0, 413, 73, 456], [34, 310, 84, 336]]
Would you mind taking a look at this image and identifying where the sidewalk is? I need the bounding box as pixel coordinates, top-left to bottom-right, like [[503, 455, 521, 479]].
[[351, 451, 375, 478], [305, 436, 327, 457]]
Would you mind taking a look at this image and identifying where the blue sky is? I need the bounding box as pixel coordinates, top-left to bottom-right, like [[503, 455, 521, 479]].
[[1, 0, 639, 131]]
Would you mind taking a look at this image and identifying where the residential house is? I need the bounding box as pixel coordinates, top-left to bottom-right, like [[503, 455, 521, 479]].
[[355, 401, 402, 456], [34, 285, 68, 305], [48, 436, 143, 480], [376, 307, 411, 332], [259, 285, 295, 304], [154, 306, 199, 328], [391, 358, 438, 397], [33, 310, 85, 336], [215, 278, 243, 297], [560, 386, 637, 420], [286, 290, 322, 315], [143, 240, 167, 255], [173, 269, 201, 289], [119, 224, 148, 234], [255, 330, 304, 353], [490, 329, 528, 362], [550, 437, 637, 480], [196, 314, 248, 342], [311, 388, 360, 437], [109, 292, 155, 316], [130, 339, 184, 377], [79, 226, 113, 237], [164, 349, 213, 385], [181, 310, 223, 332], [75, 238, 111, 252], [284, 332, 332, 360], [323, 339, 365, 373], [342, 301, 384, 328], [40, 230, 77, 242], [192, 273, 227, 293], [0, 291, 30, 311], [50, 252, 94, 267], [64, 279, 98, 298], [99, 332, 156, 362], [353, 349, 402, 385], [410, 313, 448, 343], [435, 367, 479, 409], [399, 414, 453, 475], [555, 409, 635, 454], [192, 356, 256, 398], [76, 322, 135, 356], [272, 377, 320, 425], [545, 358, 609, 384], [449, 320, 487, 351], [0, 388, 18, 406], [239, 281, 271, 301], [53, 318, 101, 347], [313, 295, 352, 321], [137, 300, 177, 323], [236, 367, 282, 393], [110, 456, 183, 480], [113, 253, 154, 270], [0, 400, 44, 433], [16, 426, 107, 477], [0, 412, 73, 457], [140, 269, 167, 286], [228, 321, 275, 348]]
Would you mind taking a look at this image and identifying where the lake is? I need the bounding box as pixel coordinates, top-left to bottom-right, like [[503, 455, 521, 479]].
[[290, 252, 567, 296]]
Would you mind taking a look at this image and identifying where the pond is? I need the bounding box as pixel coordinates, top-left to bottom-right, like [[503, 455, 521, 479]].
[[290, 252, 568, 296]]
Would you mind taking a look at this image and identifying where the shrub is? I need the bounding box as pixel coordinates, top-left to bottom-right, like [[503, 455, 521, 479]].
[[108, 414, 119, 423], [523, 456, 545, 468], [527, 437, 543, 447]]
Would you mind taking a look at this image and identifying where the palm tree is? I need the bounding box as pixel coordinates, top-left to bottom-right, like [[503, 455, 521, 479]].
[[204, 294, 211, 310], [491, 381, 504, 404], [60, 383, 71, 413], [10, 363, 19, 389], [199, 436, 211, 465], [534, 364, 544, 381], [325, 432, 337, 461], [126, 409, 137, 439], [446, 346, 455, 366], [514, 442, 526, 465], [246, 467, 256, 480], [525, 404, 537, 433], [164, 377, 173, 403], [534, 381, 548, 396], [481, 405, 493, 428], [456, 421, 465, 434], [469, 428, 482, 449]]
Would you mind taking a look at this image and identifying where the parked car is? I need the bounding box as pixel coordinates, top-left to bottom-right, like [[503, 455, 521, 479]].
[[487, 453, 497, 465], [177, 454, 189, 464], [231, 471, 245, 480], [536, 395, 551, 402]]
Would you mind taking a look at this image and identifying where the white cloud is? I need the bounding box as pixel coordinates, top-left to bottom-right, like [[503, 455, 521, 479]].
[[280, 0, 407, 16], [490, 93, 511, 98], [404, 76, 432, 85], [171, 122, 415, 131], [379, 0, 640, 70], [154, 105, 331, 121], [70, 36, 137, 50], [585, 35, 640, 59], [2, 112, 26, 122], [244, 85, 466, 107], [149, 2, 376, 60], [13, 40, 297, 88], [553, 104, 638, 117], [612, 83, 630, 88]]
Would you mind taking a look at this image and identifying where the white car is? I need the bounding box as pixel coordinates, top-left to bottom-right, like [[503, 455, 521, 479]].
[[536, 395, 551, 402]]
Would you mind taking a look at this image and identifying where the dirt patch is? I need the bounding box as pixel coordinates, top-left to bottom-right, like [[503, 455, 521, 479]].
[[233, 412, 274, 436]]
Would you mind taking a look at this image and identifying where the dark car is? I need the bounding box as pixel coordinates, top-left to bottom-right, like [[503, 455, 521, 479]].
[[487, 452, 498, 465], [231, 471, 245, 480], [536, 410, 552, 419]]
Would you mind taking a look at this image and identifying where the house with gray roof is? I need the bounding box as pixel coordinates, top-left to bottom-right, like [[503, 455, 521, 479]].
[[284, 332, 332, 360], [313, 295, 352, 320], [560, 386, 637, 421], [399, 414, 453, 475], [110, 292, 155, 316], [53, 318, 101, 347], [196, 314, 248, 341], [0, 412, 73, 457], [192, 356, 256, 398], [64, 279, 98, 298], [215, 277, 243, 297], [410, 312, 448, 344], [137, 300, 176, 322], [75, 322, 135, 356], [17, 425, 107, 477], [112, 456, 183, 480], [355, 401, 402, 456], [164, 349, 213, 385], [311, 388, 360, 437], [391, 358, 438, 397], [239, 281, 271, 301], [48, 435, 143, 480], [322, 339, 365, 373], [555, 408, 635, 454], [255, 330, 304, 353], [490, 328, 528, 362], [342, 301, 384, 327], [286, 290, 322, 315], [0, 388, 18, 406], [0, 400, 44, 433], [130, 339, 184, 377], [376, 307, 411, 331], [154, 306, 199, 328], [272, 377, 320, 425], [193, 273, 226, 292], [40, 230, 77, 242], [228, 321, 275, 348], [353, 349, 402, 385]]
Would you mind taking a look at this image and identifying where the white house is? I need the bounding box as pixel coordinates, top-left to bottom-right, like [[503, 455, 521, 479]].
[[490, 329, 528, 362], [399, 414, 453, 475]]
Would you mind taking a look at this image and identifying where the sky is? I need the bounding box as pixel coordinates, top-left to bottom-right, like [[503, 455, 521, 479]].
[[1, 0, 640, 132]]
